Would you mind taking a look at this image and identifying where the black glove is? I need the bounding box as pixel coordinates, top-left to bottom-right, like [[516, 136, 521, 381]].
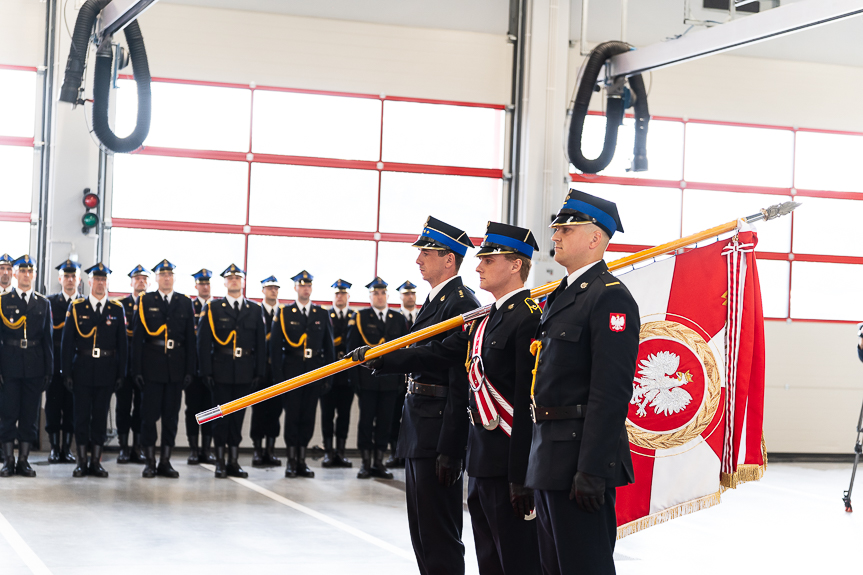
[[250, 377, 261, 391], [435, 454, 463, 487], [203, 376, 215, 391], [114, 377, 124, 392], [64, 376, 74, 392], [183, 374, 193, 390], [509, 483, 535, 518], [43, 375, 52, 392], [134, 375, 145, 390], [569, 471, 606, 513], [349, 345, 383, 370]]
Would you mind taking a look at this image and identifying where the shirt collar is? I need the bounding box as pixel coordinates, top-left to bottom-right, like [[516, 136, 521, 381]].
[[262, 301, 278, 314], [226, 294, 243, 307], [427, 275, 458, 302], [400, 305, 416, 319], [295, 301, 310, 314], [89, 293, 107, 309], [63, 291, 78, 303], [567, 260, 602, 289], [16, 287, 34, 300], [333, 305, 349, 316], [158, 290, 174, 303], [197, 296, 210, 307], [494, 286, 526, 310]]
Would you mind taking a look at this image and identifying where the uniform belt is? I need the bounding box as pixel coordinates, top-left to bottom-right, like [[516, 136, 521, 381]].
[[2, 338, 40, 349], [530, 404, 586, 423], [146, 338, 184, 349], [468, 407, 482, 426], [217, 346, 254, 357], [290, 347, 317, 359], [407, 379, 448, 398], [89, 348, 117, 358]]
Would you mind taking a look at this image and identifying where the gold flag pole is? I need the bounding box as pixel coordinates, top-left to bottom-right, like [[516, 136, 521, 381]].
[[196, 201, 799, 425]]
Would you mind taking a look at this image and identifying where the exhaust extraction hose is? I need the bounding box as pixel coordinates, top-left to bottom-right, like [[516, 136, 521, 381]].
[[567, 41, 650, 174]]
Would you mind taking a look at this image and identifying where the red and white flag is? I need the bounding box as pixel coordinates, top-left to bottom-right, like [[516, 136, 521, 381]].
[[613, 222, 767, 538]]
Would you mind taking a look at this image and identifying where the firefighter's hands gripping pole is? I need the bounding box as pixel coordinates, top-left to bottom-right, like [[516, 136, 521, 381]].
[[196, 200, 799, 425]]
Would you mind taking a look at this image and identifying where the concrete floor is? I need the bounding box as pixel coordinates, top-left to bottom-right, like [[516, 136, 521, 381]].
[[0, 458, 858, 574]]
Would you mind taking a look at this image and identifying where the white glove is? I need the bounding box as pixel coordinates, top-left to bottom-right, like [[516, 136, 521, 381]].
[[857, 322, 863, 338]]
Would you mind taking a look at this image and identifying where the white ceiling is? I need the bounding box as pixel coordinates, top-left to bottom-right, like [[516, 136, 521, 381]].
[[162, 0, 863, 68]]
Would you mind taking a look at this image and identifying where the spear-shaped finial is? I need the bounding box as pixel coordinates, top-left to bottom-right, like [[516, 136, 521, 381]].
[[744, 200, 801, 224]]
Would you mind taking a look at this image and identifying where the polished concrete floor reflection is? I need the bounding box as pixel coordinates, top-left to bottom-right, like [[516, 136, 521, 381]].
[[0, 458, 858, 574]]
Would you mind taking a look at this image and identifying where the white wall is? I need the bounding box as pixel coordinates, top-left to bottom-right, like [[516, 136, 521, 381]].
[[0, 0, 44, 67]]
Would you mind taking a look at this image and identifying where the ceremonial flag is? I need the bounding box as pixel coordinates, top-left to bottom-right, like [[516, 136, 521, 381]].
[[613, 222, 767, 538]]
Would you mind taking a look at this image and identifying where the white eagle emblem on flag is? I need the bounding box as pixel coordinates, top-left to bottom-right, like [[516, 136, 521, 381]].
[[631, 351, 693, 417]]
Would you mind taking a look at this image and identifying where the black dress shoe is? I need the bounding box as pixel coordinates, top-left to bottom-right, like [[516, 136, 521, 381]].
[[264, 437, 282, 467], [142, 446, 157, 478], [285, 446, 297, 478], [0, 443, 14, 478], [16, 443, 36, 478], [296, 447, 314, 478], [72, 445, 88, 477], [116, 433, 131, 464], [201, 435, 218, 465], [371, 449, 393, 480], [321, 437, 335, 468], [251, 440, 265, 468], [214, 446, 228, 479], [47, 433, 61, 464], [226, 447, 248, 478], [132, 434, 148, 464], [335, 438, 352, 468], [60, 432, 76, 463], [89, 445, 109, 478], [186, 436, 200, 465], [357, 450, 372, 479], [157, 446, 179, 478]]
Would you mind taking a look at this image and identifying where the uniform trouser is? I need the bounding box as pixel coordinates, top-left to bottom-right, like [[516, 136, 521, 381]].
[[140, 380, 183, 448], [534, 487, 617, 575], [404, 456, 465, 575], [72, 383, 112, 446], [320, 384, 354, 440], [213, 383, 248, 447], [115, 378, 142, 435], [283, 383, 320, 447], [0, 377, 42, 443], [468, 476, 541, 575], [45, 373, 74, 434], [250, 396, 282, 441], [389, 393, 404, 451], [184, 377, 213, 439], [357, 388, 398, 451]]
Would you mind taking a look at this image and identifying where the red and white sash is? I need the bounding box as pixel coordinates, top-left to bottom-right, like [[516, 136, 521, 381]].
[[467, 315, 514, 436]]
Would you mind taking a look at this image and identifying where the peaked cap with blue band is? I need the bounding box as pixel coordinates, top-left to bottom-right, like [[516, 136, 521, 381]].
[[551, 189, 624, 238], [152, 259, 176, 273], [192, 268, 212, 283], [365, 277, 388, 290], [128, 264, 148, 278], [411, 216, 475, 257], [476, 222, 539, 259], [397, 280, 417, 293], [292, 270, 313, 284], [13, 255, 35, 269], [261, 275, 280, 288], [55, 259, 82, 273], [332, 279, 352, 292], [85, 262, 112, 277], [221, 264, 245, 277], [0, 254, 14, 265]]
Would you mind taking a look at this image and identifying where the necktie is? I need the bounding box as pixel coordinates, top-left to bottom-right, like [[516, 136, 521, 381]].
[[301, 306, 307, 318], [339, 311, 344, 320], [21, 292, 27, 304], [270, 309, 275, 321], [559, 276, 569, 291], [164, 294, 169, 306], [233, 300, 240, 313], [96, 302, 102, 316], [379, 311, 385, 323]]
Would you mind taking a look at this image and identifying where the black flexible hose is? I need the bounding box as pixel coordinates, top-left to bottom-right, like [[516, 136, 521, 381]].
[[567, 41, 650, 174], [92, 21, 151, 153], [59, 0, 111, 104]]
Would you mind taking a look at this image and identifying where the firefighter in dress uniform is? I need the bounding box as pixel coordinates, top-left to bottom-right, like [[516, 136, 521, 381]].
[[346, 277, 408, 480], [45, 259, 82, 464], [61, 263, 126, 478], [186, 268, 218, 465], [351, 217, 478, 575], [250, 275, 283, 468], [197, 264, 266, 479], [526, 190, 640, 575], [115, 265, 148, 464], [270, 271, 335, 479], [0, 255, 53, 477], [320, 279, 355, 469], [132, 259, 197, 478]]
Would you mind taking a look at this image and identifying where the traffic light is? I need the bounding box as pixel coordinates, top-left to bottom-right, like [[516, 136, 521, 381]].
[[82, 188, 99, 234]]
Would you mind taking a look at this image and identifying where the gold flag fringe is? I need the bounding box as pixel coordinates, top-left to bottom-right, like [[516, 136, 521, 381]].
[[720, 434, 768, 489], [616, 489, 723, 539]]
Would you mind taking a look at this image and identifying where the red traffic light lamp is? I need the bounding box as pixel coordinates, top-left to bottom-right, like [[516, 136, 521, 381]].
[[82, 188, 99, 234], [83, 190, 99, 209]]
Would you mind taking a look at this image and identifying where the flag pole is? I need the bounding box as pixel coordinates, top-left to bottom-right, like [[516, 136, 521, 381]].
[[197, 201, 799, 424]]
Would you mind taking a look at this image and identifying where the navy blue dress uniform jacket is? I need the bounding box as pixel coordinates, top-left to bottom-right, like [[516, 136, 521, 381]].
[[47, 293, 78, 376], [132, 292, 197, 383], [347, 308, 409, 392], [197, 298, 267, 385], [269, 303, 335, 388], [330, 307, 355, 387], [61, 298, 127, 386], [0, 291, 53, 379], [379, 288, 540, 483], [381, 277, 479, 460], [525, 261, 640, 491]]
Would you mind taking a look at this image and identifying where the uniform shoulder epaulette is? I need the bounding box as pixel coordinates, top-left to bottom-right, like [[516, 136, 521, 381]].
[[463, 285, 475, 294], [110, 297, 124, 303], [524, 297, 541, 313], [604, 281, 621, 287], [110, 300, 123, 307], [34, 291, 44, 298], [72, 297, 86, 305]]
